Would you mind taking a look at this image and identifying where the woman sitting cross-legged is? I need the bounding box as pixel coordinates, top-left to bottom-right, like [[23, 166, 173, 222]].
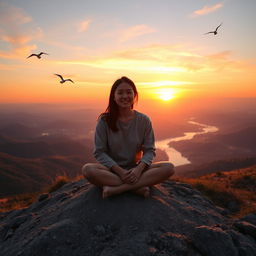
[[82, 76, 174, 198]]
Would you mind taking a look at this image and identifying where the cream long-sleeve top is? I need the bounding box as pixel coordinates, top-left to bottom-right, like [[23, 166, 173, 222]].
[[93, 110, 156, 169]]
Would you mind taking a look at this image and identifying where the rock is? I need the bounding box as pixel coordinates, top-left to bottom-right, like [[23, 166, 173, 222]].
[[3, 228, 14, 241], [9, 214, 31, 229], [227, 200, 241, 212], [233, 221, 256, 239], [215, 206, 229, 216], [240, 213, 256, 226], [191, 226, 239, 256], [147, 232, 191, 255], [228, 230, 256, 256], [0, 180, 256, 256], [38, 193, 49, 202]]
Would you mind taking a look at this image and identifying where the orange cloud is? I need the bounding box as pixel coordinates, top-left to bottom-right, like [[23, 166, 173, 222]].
[[1, 35, 33, 45], [0, 3, 43, 60], [54, 44, 228, 74], [78, 19, 91, 33], [0, 26, 43, 59], [192, 3, 223, 17], [0, 2, 32, 25], [113, 44, 200, 61], [0, 38, 37, 59], [54, 44, 256, 98], [120, 24, 155, 42]]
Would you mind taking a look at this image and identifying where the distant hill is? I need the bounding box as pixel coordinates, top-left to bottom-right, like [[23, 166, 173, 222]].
[[179, 165, 256, 216], [0, 152, 95, 197], [0, 134, 19, 144], [0, 123, 41, 139], [170, 125, 256, 167], [185, 165, 256, 191], [0, 141, 54, 158], [0, 135, 93, 158], [0, 120, 94, 141], [0, 112, 45, 129], [0, 119, 93, 198], [219, 126, 256, 149], [42, 119, 94, 134], [175, 157, 256, 178]]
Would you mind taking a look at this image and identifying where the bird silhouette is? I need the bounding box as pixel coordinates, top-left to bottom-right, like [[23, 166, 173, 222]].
[[204, 23, 222, 35], [27, 52, 49, 59], [54, 74, 74, 84]]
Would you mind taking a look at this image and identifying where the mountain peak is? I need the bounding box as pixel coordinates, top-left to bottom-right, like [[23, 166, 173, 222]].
[[1, 180, 256, 255]]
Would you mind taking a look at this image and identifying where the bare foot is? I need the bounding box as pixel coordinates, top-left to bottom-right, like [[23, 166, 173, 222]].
[[103, 186, 150, 199], [133, 186, 150, 198], [102, 186, 118, 198]]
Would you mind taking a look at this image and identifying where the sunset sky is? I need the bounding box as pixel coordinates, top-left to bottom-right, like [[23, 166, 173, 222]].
[[1, 0, 256, 107]]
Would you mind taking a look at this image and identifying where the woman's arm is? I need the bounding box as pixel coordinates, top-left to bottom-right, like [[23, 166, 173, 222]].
[[93, 118, 117, 168], [140, 117, 156, 166], [94, 119, 135, 183]]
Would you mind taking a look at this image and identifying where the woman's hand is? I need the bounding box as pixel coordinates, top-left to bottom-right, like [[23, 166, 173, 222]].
[[126, 167, 143, 184], [129, 162, 147, 184], [112, 165, 135, 184], [118, 169, 134, 184], [116, 163, 146, 184], [118, 168, 139, 184]]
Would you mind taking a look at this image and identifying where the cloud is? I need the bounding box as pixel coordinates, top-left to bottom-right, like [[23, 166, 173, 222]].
[[0, 2, 43, 59], [204, 51, 249, 71], [191, 3, 223, 17], [137, 80, 195, 89], [120, 24, 156, 42], [1, 35, 33, 45], [207, 51, 232, 60], [113, 44, 201, 61], [55, 44, 198, 74], [54, 44, 254, 79], [0, 44, 37, 59], [78, 19, 91, 33], [0, 26, 43, 59], [0, 2, 32, 25]]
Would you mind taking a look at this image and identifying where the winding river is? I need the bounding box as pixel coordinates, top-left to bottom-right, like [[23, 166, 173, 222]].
[[155, 120, 219, 167]]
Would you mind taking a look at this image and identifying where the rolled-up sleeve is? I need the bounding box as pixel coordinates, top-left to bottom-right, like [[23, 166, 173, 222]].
[[140, 117, 156, 166], [93, 119, 117, 168]]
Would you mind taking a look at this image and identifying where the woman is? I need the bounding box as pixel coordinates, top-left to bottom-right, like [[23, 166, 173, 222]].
[[82, 76, 174, 198]]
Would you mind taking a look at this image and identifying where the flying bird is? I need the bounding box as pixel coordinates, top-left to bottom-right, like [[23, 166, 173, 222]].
[[204, 23, 222, 35], [27, 52, 49, 59], [54, 74, 74, 84]]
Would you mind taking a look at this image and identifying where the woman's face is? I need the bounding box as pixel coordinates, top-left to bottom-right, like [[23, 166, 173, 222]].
[[114, 82, 135, 109]]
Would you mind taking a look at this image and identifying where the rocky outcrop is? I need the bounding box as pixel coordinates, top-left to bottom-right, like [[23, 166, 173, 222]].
[[0, 180, 256, 256]]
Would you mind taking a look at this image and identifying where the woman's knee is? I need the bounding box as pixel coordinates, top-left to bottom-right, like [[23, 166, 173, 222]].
[[162, 162, 175, 177], [82, 163, 95, 178]]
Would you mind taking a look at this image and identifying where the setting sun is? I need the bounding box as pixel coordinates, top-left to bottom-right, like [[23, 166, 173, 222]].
[[157, 88, 176, 101]]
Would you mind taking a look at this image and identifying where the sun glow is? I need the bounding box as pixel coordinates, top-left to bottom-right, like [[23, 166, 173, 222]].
[[157, 88, 176, 101]]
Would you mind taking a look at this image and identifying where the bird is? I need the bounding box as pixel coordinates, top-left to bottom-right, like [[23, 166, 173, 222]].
[[204, 23, 222, 35], [54, 74, 74, 84], [27, 52, 49, 59]]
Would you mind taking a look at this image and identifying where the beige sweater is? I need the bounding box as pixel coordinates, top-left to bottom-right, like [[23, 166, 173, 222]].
[[93, 110, 156, 169]]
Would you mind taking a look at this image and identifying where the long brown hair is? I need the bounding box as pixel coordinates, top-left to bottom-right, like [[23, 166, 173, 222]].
[[99, 76, 138, 132]]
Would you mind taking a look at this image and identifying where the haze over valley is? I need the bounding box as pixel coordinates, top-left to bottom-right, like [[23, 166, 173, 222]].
[[1, 98, 256, 198]]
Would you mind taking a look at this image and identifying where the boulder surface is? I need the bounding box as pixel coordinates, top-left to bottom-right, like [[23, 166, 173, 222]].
[[0, 180, 256, 256]]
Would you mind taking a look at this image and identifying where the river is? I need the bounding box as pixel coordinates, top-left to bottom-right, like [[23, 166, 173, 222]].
[[155, 120, 219, 167]]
